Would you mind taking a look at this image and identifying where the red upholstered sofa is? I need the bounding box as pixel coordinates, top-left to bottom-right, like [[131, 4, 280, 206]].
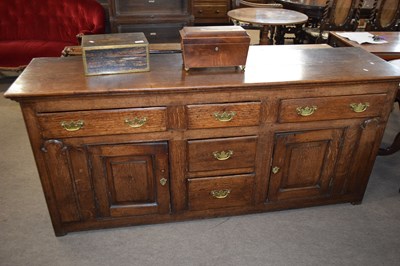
[[0, 0, 105, 71]]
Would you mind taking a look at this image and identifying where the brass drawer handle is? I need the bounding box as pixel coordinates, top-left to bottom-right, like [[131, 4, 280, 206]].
[[211, 189, 231, 199], [213, 111, 236, 122], [124, 117, 147, 128], [60, 120, 84, 132], [213, 150, 233, 160], [350, 102, 369, 113], [296, 106, 317, 116]]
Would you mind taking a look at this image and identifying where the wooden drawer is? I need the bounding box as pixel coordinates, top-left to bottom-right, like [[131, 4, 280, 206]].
[[117, 23, 186, 43], [38, 107, 167, 138], [193, 5, 228, 18], [187, 136, 257, 172], [278, 94, 387, 123], [187, 102, 260, 129], [113, 0, 186, 15], [188, 174, 254, 211]]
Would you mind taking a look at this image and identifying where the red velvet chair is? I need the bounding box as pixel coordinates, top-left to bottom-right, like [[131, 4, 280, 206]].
[[0, 0, 105, 72]]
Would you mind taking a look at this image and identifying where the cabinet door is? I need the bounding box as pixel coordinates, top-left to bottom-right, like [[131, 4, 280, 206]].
[[268, 128, 343, 202], [88, 142, 170, 218]]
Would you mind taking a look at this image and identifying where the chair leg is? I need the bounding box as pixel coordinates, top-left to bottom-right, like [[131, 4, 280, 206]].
[[274, 26, 285, 45], [294, 25, 305, 44], [378, 132, 400, 155], [378, 93, 400, 156], [260, 25, 271, 45]]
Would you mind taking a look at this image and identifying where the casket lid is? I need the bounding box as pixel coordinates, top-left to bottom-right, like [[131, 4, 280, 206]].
[[180, 26, 250, 44]]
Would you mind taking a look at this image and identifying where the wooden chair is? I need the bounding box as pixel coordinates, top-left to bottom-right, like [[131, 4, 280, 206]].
[[304, 0, 364, 43], [366, 0, 400, 31]]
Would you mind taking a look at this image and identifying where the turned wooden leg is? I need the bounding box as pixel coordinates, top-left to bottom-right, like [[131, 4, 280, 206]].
[[294, 24, 305, 44], [378, 132, 400, 155], [260, 25, 271, 45], [378, 92, 400, 156], [274, 26, 285, 45]]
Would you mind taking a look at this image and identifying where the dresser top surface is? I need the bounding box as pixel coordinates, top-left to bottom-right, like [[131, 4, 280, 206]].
[[5, 45, 400, 100]]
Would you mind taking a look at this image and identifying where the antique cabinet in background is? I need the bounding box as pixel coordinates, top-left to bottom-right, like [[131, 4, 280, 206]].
[[96, 0, 111, 33], [108, 0, 193, 43], [192, 0, 232, 25]]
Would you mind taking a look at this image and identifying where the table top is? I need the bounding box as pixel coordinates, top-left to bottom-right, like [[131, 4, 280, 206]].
[[275, 0, 375, 19], [5, 45, 400, 99], [227, 7, 308, 26], [276, 0, 375, 8], [329, 31, 400, 60]]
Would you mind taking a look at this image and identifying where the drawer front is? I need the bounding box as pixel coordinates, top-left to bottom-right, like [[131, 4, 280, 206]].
[[278, 94, 387, 123], [38, 107, 167, 138], [187, 102, 260, 129], [118, 23, 185, 43], [193, 0, 229, 3], [188, 174, 254, 211], [187, 136, 257, 172], [193, 5, 228, 18], [114, 0, 186, 15]]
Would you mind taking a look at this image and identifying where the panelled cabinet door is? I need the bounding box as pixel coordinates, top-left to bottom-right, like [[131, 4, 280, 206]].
[[268, 128, 344, 202], [88, 142, 170, 218]]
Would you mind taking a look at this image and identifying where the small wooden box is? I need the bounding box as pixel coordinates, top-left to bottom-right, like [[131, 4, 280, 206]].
[[82, 33, 149, 76], [180, 26, 250, 70]]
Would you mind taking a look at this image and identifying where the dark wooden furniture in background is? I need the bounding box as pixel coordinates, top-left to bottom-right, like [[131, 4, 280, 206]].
[[366, 0, 400, 31], [5, 46, 400, 236], [303, 0, 365, 43], [192, 0, 232, 24], [328, 31, 400, 60], [275, 0, 375, 26], [107, 0, 193, 43], [227, 7, 308, 44], [234, 0, 283, 8], [229, 1, 283, 45], [96, 0, 111, 33], [328, 31, 400, 157]]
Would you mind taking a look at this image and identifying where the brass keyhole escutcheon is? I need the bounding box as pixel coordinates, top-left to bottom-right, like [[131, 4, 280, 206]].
[[272, 166, 280, 174], [160, 178, 167, 186]]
